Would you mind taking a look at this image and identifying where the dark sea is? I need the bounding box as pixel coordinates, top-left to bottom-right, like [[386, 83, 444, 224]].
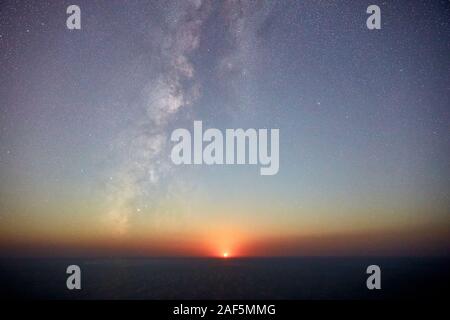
[[0, 257, 448, 300]]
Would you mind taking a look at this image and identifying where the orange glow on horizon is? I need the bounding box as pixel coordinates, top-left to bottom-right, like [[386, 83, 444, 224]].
[[1, 218, 449, 257]]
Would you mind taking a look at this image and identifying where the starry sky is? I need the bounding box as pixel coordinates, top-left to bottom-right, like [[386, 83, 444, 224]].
[[0, 0, 449, 257]]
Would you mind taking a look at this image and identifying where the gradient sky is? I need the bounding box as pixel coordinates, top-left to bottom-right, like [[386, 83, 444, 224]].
[[0, 0, 449, 257]]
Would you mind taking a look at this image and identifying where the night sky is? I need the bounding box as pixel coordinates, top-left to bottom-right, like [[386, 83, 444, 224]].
[[0, 0, 449, 257]]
